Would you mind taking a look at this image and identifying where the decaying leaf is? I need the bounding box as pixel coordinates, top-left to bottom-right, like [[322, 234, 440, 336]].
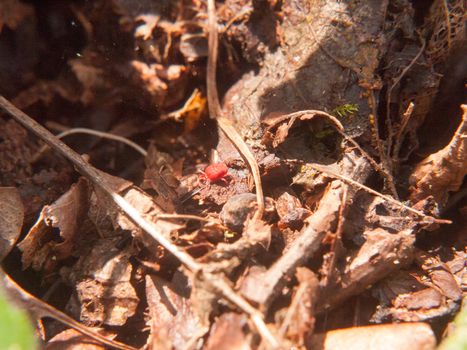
[[145, 273, 205, 350], [68, 237, 139, 326], [319, 228, 416, 312], [69, 59, 107, 105], [371, 248, 463, 324], [309, 323, 436, 350], [164, 89, 207, 132], [18, 178, 90, 270], [275, 191, 310, 230], [135, 14, 160, 40], [142, 144, 180, 213], [0, 0, 34, 32], [0, 187, 24, 262], [116, 187, 182, 245], [409, 105, 467, 207], [204, 313, 251, 350], [46, 328, 115, 350]]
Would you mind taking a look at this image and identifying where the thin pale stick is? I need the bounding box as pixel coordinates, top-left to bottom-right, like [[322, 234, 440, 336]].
[[392, 102, 414, 162], [33, 127, 147, 162], [207, 0, 265, 220], [300, 161, 451, 224], [386, 39, 426, 158]]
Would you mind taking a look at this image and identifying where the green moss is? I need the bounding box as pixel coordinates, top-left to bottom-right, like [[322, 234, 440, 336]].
[[331, 103, 359, 119]]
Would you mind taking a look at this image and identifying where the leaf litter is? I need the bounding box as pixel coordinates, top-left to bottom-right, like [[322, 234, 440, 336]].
[[0, 1, 466, 349]]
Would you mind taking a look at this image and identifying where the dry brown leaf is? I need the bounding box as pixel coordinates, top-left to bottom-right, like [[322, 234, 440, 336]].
[[69, 237, 139, 326], [415, 251, 462, 302], [117, 187, 182, 244], [88, 170, 132, 238], [0, 187, 24, 261], [371, 261, 461, 324], [69, 59, 106, 105], [319, 227, 416, 312], [275, 191, 310, 230], [130, 61, 168, 104], [135, 14, 159, 40], [0, 0, 34, 32], [165, 89, 207, 132], [409, 105, 467, 206], [87, 168, 181, 248], [142, 144, 180, 212], [145, 273, 205, 350], [309, 323, 436, 350], [18, 178, 89, 270], [46, 328, 115, 350], [180, 33, 208, 62], [204, 313, 251, 350]]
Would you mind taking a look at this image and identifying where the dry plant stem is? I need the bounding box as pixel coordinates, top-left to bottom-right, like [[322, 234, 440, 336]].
[[1, 272, 137, 350], [56, 128, 147, 156], [207, 0, 265, 220], [156, 213, 213, 223], [385, 38, 426, 159], [392, 102, 414, 162], [324, 187, 348, 285], [369, 90, 399, 198], [0, 96, 279, 349], [32, 127, 147, 162], [303, 162, 451, 224]]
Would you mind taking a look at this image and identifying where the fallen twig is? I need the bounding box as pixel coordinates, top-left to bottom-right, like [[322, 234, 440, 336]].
[[386, 38, 426, 159], [0, 95, 280, 349], [368, 90, 399, 198], [32, 127, 147, 163], [301, 161, 451, 224], [392, 101, 414, 164], [207, 0, 265, 220]]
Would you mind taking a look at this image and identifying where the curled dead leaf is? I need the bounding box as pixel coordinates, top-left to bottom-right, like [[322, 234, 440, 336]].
[[0, 187, 24, 262], [18, 178, 89, 270]]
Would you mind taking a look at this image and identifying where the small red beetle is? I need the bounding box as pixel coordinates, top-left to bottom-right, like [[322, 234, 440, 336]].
[[199, 162, 231, 185]]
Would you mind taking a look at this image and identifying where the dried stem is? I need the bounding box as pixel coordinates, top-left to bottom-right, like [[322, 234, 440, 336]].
[[207, 0, 265, 220], [301, 162, 450, 224], [392, 101, 414, 164], [368, 90, 399, 198], [385, 38, 426, 159], [33, 127, 147, 162]]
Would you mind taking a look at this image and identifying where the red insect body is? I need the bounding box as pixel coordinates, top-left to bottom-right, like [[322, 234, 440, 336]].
[[199, 162, 231, 185], [205, 163, 228, 181]]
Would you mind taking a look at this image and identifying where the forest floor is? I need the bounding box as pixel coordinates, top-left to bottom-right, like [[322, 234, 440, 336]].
[[0, 1, 466, 349]]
